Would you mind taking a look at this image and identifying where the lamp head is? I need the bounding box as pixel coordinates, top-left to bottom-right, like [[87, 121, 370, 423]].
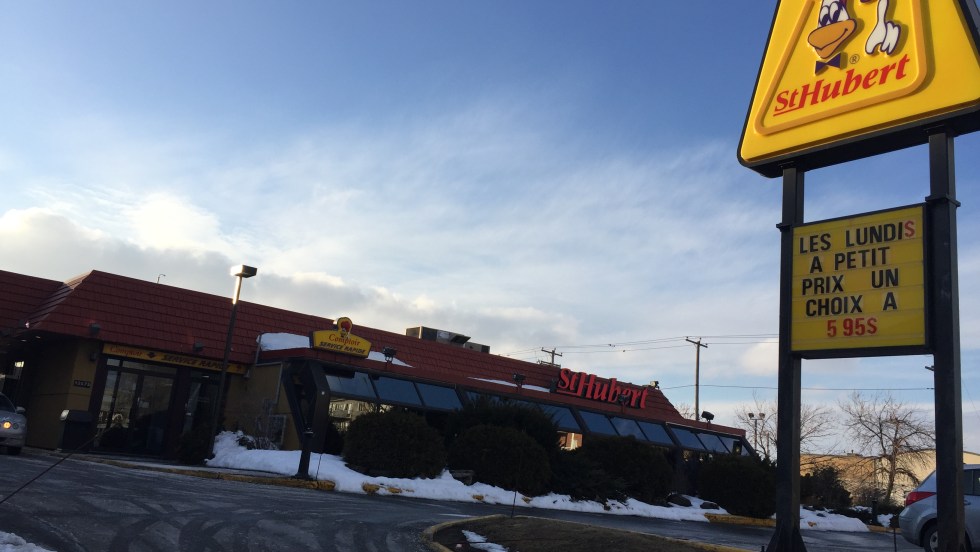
[[701, 410, 715, 422], [382, 346, 397, 362], [231, 265, 258, 278]]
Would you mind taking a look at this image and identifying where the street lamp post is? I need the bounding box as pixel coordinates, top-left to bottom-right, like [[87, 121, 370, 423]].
[[208, 264, 258, 458], [748, 412, 765, 450]]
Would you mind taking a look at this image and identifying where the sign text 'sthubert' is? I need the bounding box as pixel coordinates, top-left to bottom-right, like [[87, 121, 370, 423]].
[[773, 54, 911, 117], [554, 368, 649, 409]]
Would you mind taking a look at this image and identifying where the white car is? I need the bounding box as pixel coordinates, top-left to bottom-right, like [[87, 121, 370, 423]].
[[899, 464, 980, 552], [0, 393, 27, 455]]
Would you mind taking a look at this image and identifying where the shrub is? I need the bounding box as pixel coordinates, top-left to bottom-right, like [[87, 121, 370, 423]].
[[342, 410, 446, 478], [237, 433, 279, 450], [447, 424, 551, 496], [445, 399, 560, 459], [578, 436, 673, 505], [699, 455, 776, 518], [176, 424, 213, 465], [322, 421, 344, 455], [550, 448, 627, 504], [801, 466, 851, 510]]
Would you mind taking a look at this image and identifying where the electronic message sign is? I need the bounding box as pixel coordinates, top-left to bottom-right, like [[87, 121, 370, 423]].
[[791, 205, 926, 355]]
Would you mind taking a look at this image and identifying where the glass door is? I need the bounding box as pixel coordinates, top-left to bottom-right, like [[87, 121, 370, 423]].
[[96, 363, 176, 455]]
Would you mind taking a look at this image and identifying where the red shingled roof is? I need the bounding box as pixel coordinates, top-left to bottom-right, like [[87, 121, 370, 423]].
[[0, 270, 63, 332], [3, 269, 736, 434]]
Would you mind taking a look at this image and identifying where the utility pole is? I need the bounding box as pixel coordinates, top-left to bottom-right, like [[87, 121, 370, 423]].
[[539, 347, 563, 367], [685, 337, 708, 417]]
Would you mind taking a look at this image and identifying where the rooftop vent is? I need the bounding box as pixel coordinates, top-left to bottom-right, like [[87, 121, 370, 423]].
[[407, 326, 490, 353]]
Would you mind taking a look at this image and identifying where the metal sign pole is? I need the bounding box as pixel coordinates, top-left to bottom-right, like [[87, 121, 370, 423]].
[[927, 131, 966, 552], [768, 167, 807, 552]]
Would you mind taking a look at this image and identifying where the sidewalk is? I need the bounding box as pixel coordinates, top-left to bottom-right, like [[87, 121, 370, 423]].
[[37, 448, 338, 492]]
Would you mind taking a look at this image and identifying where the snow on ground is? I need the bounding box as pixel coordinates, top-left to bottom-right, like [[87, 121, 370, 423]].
[[207, 431, 870, 532], [0, 531, 53, 552]]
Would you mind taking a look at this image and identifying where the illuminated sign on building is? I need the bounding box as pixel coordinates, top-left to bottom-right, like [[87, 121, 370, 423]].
[[311, 317, 372, 358], [554, 368, 650, 408]]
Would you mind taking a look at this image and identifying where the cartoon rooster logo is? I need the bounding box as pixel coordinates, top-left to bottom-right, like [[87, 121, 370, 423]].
[[807, 0, 901, 73]]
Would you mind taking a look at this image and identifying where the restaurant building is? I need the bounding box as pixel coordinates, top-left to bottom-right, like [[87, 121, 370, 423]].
[[0, 269, 748, 472]]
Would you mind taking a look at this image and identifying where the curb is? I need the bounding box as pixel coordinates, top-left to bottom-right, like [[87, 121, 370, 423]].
[[705, 513, 775, 528], [422, 514, 749, 552], [82, 456, 337, 492]]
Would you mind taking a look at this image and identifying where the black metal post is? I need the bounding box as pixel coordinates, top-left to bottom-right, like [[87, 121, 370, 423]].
[[927, 131, 966, 552], [768, 167, 806, 552], [208, 271, 249, 458]]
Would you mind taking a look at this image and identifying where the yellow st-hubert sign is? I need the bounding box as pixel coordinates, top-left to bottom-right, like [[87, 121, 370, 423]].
[[740, 0, 980, 172], [791, 205, 926, 353]]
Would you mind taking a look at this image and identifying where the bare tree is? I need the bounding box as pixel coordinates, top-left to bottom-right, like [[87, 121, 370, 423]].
[[673, 402, 695, 420], [735, 394, 839, 460], [838, 391, 935, 505]]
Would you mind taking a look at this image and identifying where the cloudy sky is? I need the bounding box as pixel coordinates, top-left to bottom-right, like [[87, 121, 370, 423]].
[[2, 2, 979, 452]]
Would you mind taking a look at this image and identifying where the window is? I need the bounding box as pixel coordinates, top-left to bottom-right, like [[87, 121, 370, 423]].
[[610, 417, 645, 439], [578, 410, 617, 435], [637, 421, 675, 447], [325, 372, 376, 399], [669, 427, 708, 451], [373, 377, 422, 406], [718, 435, 745, 455], [697, 432, 730, 453], [538, 404, 581, 432], [416, 383, 462, 411], [965, 469, 979, 496]]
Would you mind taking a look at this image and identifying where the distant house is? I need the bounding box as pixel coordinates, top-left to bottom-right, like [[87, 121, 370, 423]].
[[801, 450, 980, 505]]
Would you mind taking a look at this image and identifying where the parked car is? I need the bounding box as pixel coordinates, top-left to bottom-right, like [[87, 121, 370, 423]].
[[899, 464, 980, 552], [0, 393, 27, 455]]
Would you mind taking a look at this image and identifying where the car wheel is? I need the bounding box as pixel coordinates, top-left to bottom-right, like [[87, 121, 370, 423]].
[[923, 524, 938, 552], [5, 446, 21, 456]]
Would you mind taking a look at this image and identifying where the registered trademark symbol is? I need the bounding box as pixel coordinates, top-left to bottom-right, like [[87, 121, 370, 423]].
[[850, 54, 860, 65]]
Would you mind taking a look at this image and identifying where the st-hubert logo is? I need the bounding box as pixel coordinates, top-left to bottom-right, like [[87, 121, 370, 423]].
[[756, 0, 925, 135]]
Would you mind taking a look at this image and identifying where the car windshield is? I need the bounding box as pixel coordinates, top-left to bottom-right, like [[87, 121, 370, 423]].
[[0, 394, 16, 412]]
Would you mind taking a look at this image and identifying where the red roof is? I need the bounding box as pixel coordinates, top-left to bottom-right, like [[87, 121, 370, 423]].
[[2, 269, 739, 435], [0, 270, 63, 332]]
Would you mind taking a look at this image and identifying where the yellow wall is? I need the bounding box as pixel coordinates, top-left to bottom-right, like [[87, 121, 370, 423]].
[[25, 339, 98, 449], [225, 362, 300, 450]]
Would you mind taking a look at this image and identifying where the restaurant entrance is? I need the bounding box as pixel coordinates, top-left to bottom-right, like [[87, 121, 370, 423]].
[[95, 359, 176, 455]]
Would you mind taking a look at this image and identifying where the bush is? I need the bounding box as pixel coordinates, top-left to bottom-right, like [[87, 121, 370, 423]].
[[550, 448, 627, 504], [447, 424, 551, 496], [446, 399, 560, 459], [342, 410, 446, 478], [322, 421, 344, 455], [578, 436, 673, 505], [699, 455, 776, 518], [801, 466, 851, 510], [176, 424, 213, 465]]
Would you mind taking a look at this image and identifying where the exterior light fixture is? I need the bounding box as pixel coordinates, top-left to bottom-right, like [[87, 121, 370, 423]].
[[512, 373, 526, 386], [88, 323, 101, 336], [700, 410, 715, 422], [748, 412, 766, 450], [382, 346, 397, 363], [208, 264, 258, 458], [193, 342, 205, 353]]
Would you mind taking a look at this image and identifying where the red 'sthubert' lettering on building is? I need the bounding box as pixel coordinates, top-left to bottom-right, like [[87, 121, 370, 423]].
[[554, 368, 650, 408], [773, 54, 911, 116]]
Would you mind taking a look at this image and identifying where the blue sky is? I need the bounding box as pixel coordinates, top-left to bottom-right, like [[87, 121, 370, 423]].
[[2, 2, 978, 453]]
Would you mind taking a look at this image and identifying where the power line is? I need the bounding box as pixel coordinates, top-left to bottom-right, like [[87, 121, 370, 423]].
[[500, 333, 779, 358], [662, 383, 933, 392]]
